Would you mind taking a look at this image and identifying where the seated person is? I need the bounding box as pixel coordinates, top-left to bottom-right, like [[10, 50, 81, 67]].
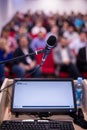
[[59, 21, 69, 35], [15, 26, 32, 43], [69, 31, 87, 55], [53, 36, 81, 79], [12, 35, 40, 78], [63, 24, 79, 44], [47, 25, 59, 40], [74, 13, 84, 30], [77, 46, 87, 72], [31, 18, 46, 38], [0, 38, 12, 84], [30, 27, 46, 51], [0, 64, 5, 86], [1, 28, 18, 52]]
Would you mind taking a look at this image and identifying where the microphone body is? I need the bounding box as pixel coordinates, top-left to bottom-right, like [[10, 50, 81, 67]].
[[41, 35, 57, 65]]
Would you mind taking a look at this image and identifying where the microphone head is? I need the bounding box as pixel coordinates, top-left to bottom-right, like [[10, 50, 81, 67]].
[[47, 35, 57, 47]]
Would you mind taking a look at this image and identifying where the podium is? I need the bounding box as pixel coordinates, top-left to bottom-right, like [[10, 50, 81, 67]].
[[0, 78, 87, 130]]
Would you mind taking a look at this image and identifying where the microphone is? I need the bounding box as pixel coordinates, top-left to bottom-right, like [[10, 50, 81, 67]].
[[40, 34, 57, 65]]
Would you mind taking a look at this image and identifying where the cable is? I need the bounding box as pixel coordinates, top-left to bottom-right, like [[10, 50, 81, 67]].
[[0, 83, 13, 93], [25, 64, 42, 78], [5, 90, 11, 102]]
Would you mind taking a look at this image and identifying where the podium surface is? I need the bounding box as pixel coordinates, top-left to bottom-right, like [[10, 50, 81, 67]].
[[0, 78, 87, 130]]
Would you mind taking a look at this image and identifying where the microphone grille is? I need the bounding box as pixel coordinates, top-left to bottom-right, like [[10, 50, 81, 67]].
[[47, 35, 57, 47]]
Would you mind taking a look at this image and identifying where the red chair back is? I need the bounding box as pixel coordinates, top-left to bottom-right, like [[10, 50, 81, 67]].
[[9, 31, 15, 37], [36, 48, 55, 74]]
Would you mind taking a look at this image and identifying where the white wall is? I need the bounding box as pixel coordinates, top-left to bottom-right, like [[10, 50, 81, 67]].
[[1, 0, 87, 32], [11, 0, 87, 14], [0, 0, 8, 32]]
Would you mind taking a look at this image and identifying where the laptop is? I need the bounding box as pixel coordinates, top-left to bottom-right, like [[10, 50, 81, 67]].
[[11, 78, 76, 114]]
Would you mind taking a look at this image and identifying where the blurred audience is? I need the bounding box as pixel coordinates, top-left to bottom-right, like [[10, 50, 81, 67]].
[[46, 17, 57, 32], [15, 26, 32, 43], [53, 36, 81, 79], [0, 38, 12, 83], [12, 36, 40, 78], [74, 13, 84, 30], [63, 24, 79, 44], [31, 27, 46, 51], [0, 10, 87, 81], [77, 44, 87, 72], [48, 25, 59, 39], [84, 15, 87, 29], [31, 18, 46, 38], [59, 20, 69, 35], [1, 28, 18, 52], [70, 31, 87, 55]]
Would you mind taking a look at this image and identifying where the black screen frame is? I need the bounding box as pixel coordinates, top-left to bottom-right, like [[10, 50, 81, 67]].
[[11, 78, 77, 114]]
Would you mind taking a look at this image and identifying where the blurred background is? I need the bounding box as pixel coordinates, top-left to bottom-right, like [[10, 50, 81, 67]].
[[0, 0, 87, 84]]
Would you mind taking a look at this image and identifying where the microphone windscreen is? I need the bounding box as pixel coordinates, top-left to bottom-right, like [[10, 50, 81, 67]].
[[47, 35, 57, 47]]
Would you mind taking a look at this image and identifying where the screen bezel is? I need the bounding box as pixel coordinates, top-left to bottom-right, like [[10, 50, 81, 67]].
[[11, 78, 77, 114]]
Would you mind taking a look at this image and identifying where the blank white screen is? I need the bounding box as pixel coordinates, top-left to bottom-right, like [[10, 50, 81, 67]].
[[12, 81, 75, 110]]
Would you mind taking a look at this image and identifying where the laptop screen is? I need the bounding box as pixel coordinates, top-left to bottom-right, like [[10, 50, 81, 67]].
[[11, 79, 76, 113]]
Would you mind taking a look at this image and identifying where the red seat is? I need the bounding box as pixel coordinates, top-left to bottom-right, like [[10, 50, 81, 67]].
[[36, 49, 55, 74], [82, 72, 87, 78], [9, 31, 15, 37], [59, 72, 69, 78], [5, 72, 10, 77], [35, 51, 43, 65], [11, 73, 32, 78]]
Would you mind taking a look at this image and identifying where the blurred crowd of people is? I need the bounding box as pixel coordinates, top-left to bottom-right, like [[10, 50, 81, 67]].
[[0, 10, 87, 84]]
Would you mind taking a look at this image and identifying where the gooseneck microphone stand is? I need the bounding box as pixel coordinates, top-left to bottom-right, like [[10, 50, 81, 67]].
[[0, 49, 45, 65], [0, 49, 45, 93]]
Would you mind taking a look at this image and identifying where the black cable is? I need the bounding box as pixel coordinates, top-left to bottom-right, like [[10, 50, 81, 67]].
[[25, 64, 42, 78], [0, 83, 13, 93], [5, 90, 11, 102]]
